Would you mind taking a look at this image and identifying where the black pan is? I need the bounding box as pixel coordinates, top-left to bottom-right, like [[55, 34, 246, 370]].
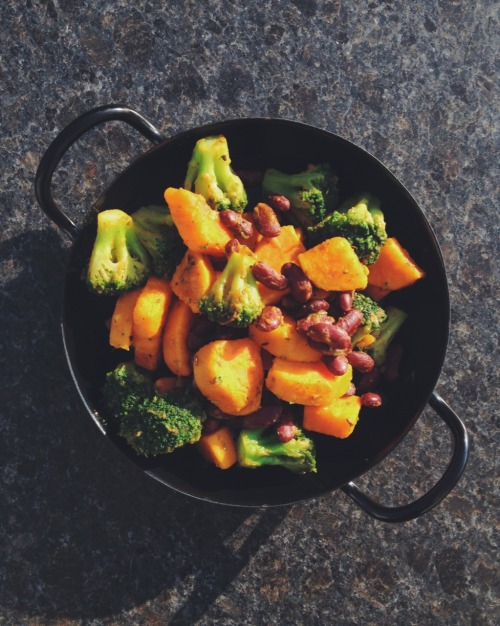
[[35, 105, 468, 521]]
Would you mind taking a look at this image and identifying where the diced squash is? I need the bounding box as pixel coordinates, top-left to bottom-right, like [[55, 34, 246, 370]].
[[367, 237, 425, 290], [249, 313, 323, 362], [197, 426, 238, 469], [109, 288, 141, 350], [164, 187, 233, 256], [303, 396, 362, 439], [193, 338, 264, 415], [364, 284, 391, 301], [155, 377, 179, 395], [132, 277, 173, 371], [266, 359, 353, 406], [162, 298, 197, 376], [254, 225, 306, 304], [355, 333, 376, 349], [298, 237, 369, 291], [171, 250, 216, 313]]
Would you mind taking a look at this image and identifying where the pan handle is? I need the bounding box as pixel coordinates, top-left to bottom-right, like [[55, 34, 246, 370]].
[[34, 104, 166, 240], [341, 391, 469, 522]]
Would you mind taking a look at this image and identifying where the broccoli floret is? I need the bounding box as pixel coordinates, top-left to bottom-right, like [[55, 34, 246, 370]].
[[102, 363, 205, 456], [237, 427, 317, 474], [198, 247, 263, 328], [307, 193, 387, 265], [86, 209, 151, 295], [184, 135, 248, 212], [367, 306, 408, 367], [351, 292, 388, 345], [261, 163, 339, 228], [132, 204, 187, 278]]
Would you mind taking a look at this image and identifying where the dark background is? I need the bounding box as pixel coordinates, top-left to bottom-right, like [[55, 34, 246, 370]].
[[1, 1, 498, 624]]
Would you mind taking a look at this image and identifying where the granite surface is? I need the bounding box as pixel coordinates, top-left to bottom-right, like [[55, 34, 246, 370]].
[[1, 1, 498, 624]]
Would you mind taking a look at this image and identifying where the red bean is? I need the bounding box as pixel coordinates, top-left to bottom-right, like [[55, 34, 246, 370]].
[[267, 194, 291, 212], [339, 291, 353, 312], [291, 299, 330, 319], [346, 351, 375, 373], [336, 309, 364, 336], [241, 405, 283, 429], [323, 354, 349, 376], [356, 367, 381, 394], [361, 392, 382, 407], [281, 262, 313, 303], [307, 322, 352, 351], [253, 202, 282, 237], [225, 238, 240, 255], [296, 312, 334, 335], [253, 306, 284, 332], [251, 262, 288, 290], [276, 421, 297, 443], [220, 209, 255, 240]]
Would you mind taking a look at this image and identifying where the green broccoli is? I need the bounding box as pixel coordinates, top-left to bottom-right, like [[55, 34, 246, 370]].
[[184, 135, 248, 212], [198, 247, 263, 328], [86, 209, 151, 296], [367, 306, 408, 367], [307, 193, 387, 265], [261, 163, 339, 228], [237, 427, 317, 474], [132, 204, 187, 278], [351, 292, 388, 345], [102, 362, 205, 456]]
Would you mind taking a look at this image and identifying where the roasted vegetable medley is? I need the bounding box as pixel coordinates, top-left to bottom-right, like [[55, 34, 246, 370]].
[[87, 135, 425, 475]]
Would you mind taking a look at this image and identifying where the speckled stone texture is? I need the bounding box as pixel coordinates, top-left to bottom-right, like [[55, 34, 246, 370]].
[[1, 0, 498, 624]]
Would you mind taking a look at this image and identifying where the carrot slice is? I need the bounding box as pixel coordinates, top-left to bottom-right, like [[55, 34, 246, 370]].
[[162, 297, 197, 376], [109, 288, 141, 350], [197, 426, 237, 469], [367, 237, 425, 290], [303, 396, 362, 439]]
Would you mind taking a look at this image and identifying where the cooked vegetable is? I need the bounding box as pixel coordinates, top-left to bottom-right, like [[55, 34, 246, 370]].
[[164, 187, 233, 256], [109, 288, 141, 350], [364, 284, 391, 302], [261, 163, 338, 228], [249, 313, 323, 362], [367, 306, 408, 366], [171, 250, 216, 313], [199, 246, 263, 328], [303, 395, 362, 439], [266, 359, 353, 406], [237, 427, 317, 474], [307, 193, 387, 265], [297, 237, 369, 292], [193, 338, 264, 416], [162, 298, 197, 376], [87, 209, 151, 295], [367, 237, 425, 290], [132, 277, 173, 371], [101, 361, 155, 419], [155, 377, 179, 395], [197, 426, 238, 469], [131, 204, 186, 278], [351, 292, 387, 346], [184, 135, 248, 212]]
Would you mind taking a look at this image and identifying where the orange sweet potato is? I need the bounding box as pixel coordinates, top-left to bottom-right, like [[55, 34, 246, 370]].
[[249, 313, 323, 362], [303, 395, 362, 439], [132, 277, 173, 370], [162, 297, 197, 376], [193, 338, 264, 415], [197, 426, 237, 469], [367, 237, 425, 290], [298, 237, 369, 291], [266, 359, 353, 406], [171, 250, 216, 313], [109, 288, 141, 350], [164, 187, 233, 256]]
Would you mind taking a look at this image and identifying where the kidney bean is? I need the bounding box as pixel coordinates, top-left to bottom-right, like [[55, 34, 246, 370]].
[[225, 238, 241, 255], [292, 299, 330, 319], [251, 262, 288, 291], [346, 350, 375, 373], [336, 308, 364, 336], [307, 322, 351, 351], [323, 354, 349, 376], [356, 367, 381, 394], [276, 421, 297, 443], [296, 312, 334, 336], [267, 194, 291, 212], [220, 209, 255, 240], [253, 306, 284, 332], [241, 405, 282, 429], [361, 392, 382, 407], [338, 291, 353, 312], [253, 202, 282, 237], [281, 262, 313, 303], [383, 343, 404, 382]]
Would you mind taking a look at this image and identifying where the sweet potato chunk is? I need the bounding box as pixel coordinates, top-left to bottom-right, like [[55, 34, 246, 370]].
[[171, 250, 216, 313], [303, 395, 362, 439], [162, 297, 197, 376], [298, 237, 369, 291], [367, 237, 425, 290], [197, 426, 237, 469], [164, 187, 233, 256], [193, 338, 264, 415], [266, 359, 352, 406], [109, 288, 141, 350]]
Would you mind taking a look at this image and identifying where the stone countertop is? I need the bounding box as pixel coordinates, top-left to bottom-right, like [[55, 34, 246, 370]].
[[1, 1, 498, 624]]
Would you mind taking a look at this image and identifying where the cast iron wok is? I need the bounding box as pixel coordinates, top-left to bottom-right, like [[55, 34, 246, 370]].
[[35, 105, 469, 522]]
